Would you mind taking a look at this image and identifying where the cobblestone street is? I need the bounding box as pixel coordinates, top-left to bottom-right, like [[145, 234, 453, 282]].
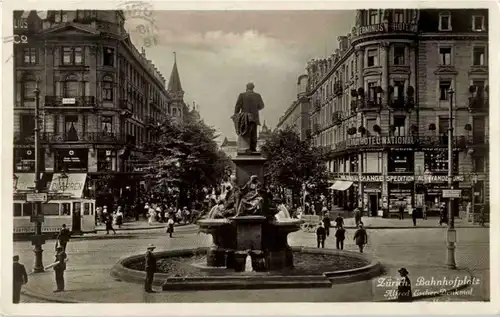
[[14, 225, 489, 303]]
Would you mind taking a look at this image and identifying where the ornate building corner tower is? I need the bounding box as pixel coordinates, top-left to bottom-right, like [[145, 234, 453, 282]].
[[167, 52, 186, 123]]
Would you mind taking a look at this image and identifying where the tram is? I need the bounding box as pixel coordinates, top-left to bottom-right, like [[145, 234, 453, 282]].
[[13, 173, 96, 236]]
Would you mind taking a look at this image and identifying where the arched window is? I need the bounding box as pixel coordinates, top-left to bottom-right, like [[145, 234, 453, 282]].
[[21, 74, 37, 102], [63, 74, 79, 97], [102, 76, 113, 101]]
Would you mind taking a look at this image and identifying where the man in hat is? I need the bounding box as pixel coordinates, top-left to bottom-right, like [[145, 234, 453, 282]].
[[397, 267, 412, 302], [53, 246, 67, 292], [13, 255, 28, 303], [353, 223, 368, 253], [56, 224, 71, 252], [316, 222, 326, 248], [144, 244, 157, 293]]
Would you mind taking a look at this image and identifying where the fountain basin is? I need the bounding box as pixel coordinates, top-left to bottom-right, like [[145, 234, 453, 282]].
[[111, 247, 384, 290]]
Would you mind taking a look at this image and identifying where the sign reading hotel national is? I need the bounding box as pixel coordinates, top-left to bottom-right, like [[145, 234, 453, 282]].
[[344, 136, 416, 148], [355, 22, 418, 36]]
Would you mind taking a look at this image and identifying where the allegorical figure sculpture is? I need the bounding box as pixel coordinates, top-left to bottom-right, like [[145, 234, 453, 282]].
[[236, 175, 264, 216], [231, 82, 265, 153]]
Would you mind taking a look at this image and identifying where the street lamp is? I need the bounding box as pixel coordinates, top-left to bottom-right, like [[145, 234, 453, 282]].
[[13, 174, 19, 191], [446, 88, 457, 269], [470, 172, 478, 222]]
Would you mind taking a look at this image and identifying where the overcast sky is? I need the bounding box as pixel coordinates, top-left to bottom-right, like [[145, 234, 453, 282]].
[[125, 10, 356, 142]]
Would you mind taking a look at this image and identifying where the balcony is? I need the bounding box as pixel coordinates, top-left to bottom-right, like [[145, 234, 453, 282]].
[[40, 132, 127, 144], [13, 133, 35, 144], [332, 111, 342, 125], [357, 99, 381, 111], [468, 96, 488, 112], [119, 99, 133, 118], [44, 96, 96, 112]]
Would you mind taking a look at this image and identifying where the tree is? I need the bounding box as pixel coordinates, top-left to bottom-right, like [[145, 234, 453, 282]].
[[139, 115, 232, 207], [261, 126, 329, 206]]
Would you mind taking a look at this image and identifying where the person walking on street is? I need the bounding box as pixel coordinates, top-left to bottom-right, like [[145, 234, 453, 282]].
[[53, 246, 67, 292], [166, 217, 175, 238], [105, 214, 116, 235], [354, 208, 362, 227], [144, 244, 157, 293], [397, 267, 412, 302], [335, 214, 344, 229], [13, 255, 28, 304], [335, 225, 346, 250], [353, 223, 368, 253], [316, 222, 326, 248], [399, 205, 405, 220], [323, 214, 331, 237], [412, 208, 418, 227], [57, 224, 71, 252]]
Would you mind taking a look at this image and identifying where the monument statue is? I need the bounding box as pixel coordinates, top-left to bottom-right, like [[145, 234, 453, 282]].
[[231, 83, 265, 153], [235, 175, 264, 216]]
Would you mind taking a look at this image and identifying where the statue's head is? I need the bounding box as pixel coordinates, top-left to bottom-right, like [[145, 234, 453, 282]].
[[246, 82, 255, 91]]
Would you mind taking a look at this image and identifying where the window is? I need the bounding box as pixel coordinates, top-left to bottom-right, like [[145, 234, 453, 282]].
[[369, 10, 379, 24], [13, 204, 22, 217], [23, 48, 37, 64], [63, 74, 79, 97], [367, 49, 377, 67], [438, 117, 449, 135], [368, 82, 377, 101], [62, 47, 83, 65], [393, 10, 404, 23], [102, 76, 113, 101], [439, 12, 451, 31], [473, 47, 485, 66], [22, 75, 37, 101], [103, 48, 114, 66], [439, 80, 451, 100], [472, 15, 484, 31], [20, 115, 35, 137], [393, 116, 406, 136], [22, 203, 34, 217], [473, 80, 485, 93], [54, 11, 68, 23], [425, 151, 458, 173], [65, 115, 79, 141], [351, 60, 354, 76], [394, 80, 405, 101], [389, 151, 414, 173], [44, 203, 61, 216], [366, 118, 377, 136], [439, 47, 452, 65], [101, 116, 113, 133], [393, 45, 405, 65], [474, 156, 485, 173]]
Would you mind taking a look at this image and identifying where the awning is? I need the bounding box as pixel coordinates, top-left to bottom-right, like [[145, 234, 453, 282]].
[[14, 173, 38, 191], [329, 181, 354, 191], [48, 173, 87, 198]]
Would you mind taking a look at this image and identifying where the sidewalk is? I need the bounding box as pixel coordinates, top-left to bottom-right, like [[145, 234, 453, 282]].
[[95, 219, 189, 232]]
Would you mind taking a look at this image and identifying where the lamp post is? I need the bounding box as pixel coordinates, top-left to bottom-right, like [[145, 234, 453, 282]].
[[32, 84, 45, 273], [447, 88, 457, 269], [471, 172, 478, 222]]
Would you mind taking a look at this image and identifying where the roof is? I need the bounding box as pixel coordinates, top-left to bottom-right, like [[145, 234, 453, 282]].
[[167, 53, 183, 93]]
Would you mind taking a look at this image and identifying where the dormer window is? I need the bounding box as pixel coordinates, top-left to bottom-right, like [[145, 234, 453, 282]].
[[369, 10, 379, 24], [439, 12, 452, 31], [472, 15, 485, 31], [393, 10, 404, 23], [54, 11, 68, 23]]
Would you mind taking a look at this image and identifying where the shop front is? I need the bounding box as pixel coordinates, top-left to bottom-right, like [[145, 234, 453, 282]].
[[362, 182, 382, 217], [388, 182, 413, 214], [329, 178, 356, 211], [55, 149, 88, 172], [14, 148, 39, 172]]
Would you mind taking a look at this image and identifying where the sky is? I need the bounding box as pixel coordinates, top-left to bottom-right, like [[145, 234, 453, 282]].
[[125, 10, 356, 142]]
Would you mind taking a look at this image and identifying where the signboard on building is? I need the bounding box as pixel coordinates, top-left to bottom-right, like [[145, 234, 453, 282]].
[[356, 22, 418, 36], [26, 193, 47, 202], [442, 189, 462, 198], [346, 136, 416, 148], [48, 173, 87, 198], [62, 98, 76, 104], [337, 175, 465, 183]]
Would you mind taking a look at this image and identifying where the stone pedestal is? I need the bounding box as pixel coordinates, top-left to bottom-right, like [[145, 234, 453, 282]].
[[206, 247, 226, 267], [250, 250, 266, 271], [231, 216, 266, 250], [226, 250, 235, 269], [266, 250, 286, 270], [233, 251, 248, 272], [232, 153, 267, 187]]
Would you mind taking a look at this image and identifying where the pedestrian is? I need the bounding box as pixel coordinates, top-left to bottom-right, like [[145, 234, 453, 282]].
[[412, 207, 417, 227], [13, 255, 28, 304], [144, 244, 157, 293], [105, 214, 116, 235], [399, 205, 405, 220], [479, 205, 487, 227], [353, 223, 368, 253], [335, 225, 346, 250], [316, 222, 326, 248], [354, 208, 362, 227], [56, 224, 71, 252], [323, 213, 331, 237], [166, 217, 175, 238], [53, 246, 67, 292], [397, 267, 412, 302], [115, 207, 124, 228], [335, 214, 344, 229]]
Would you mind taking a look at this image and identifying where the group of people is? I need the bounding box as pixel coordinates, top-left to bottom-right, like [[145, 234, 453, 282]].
[[316, 212, 368, 253]]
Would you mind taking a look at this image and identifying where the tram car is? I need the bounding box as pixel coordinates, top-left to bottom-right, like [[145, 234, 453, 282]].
[[13, 173, 96, 237]]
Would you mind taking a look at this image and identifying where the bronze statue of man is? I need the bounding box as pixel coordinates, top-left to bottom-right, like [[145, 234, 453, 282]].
[[232, 83, 265, 153]]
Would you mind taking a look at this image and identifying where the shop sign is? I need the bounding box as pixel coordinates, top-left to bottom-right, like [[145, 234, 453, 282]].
[[442, 189, 461, 198], [386, 175, 414, 183], [360, 175, 384, 182], [62, 98, 76, 104], [346, 136, 416, 148], [415, 175, 464, 183], [356, 22, 418, 36], [340, 175, 359, 182]]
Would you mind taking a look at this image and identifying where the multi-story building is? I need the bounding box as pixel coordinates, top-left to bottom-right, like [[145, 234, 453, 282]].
[[13, 10, 188, 200], [276, 75, 311, 141], [304, 9, 488, 217]]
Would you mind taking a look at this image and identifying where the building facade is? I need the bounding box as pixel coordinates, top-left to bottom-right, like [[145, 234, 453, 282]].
[[276, 75, 311, 141], [221, 122, 272, 158], [305, 9, 488, 217], [13, 10, 188, 200]]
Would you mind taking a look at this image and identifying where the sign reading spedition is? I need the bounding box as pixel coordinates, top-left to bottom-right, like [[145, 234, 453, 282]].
[[356, 22, 418, 36]]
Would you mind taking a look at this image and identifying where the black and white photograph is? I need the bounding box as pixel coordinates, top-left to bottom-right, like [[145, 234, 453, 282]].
[[1, 1, 496, 314]]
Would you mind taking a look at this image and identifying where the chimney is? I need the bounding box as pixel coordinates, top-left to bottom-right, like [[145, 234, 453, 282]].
[[141, 47, 146, 56]]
